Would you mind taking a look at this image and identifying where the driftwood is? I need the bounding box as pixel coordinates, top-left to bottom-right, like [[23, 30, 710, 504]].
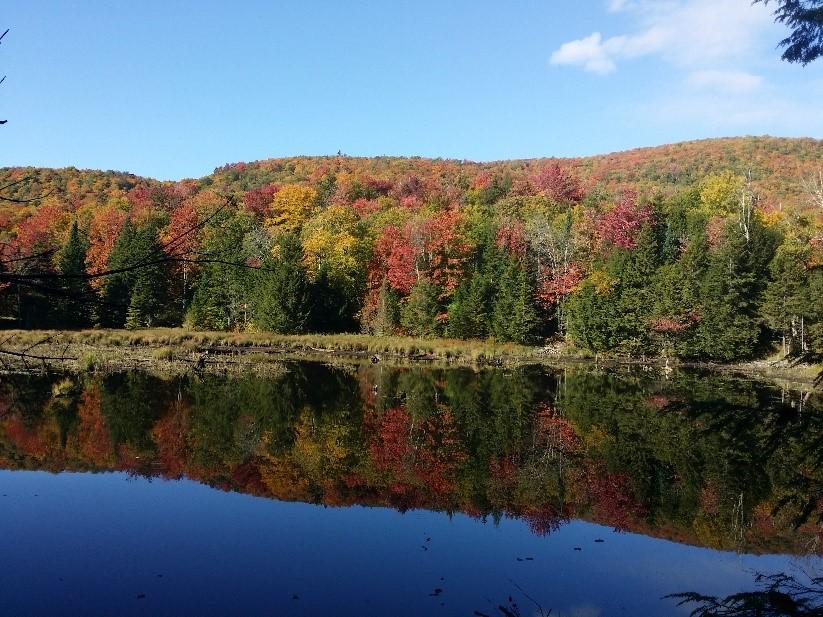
[[0, 348, 76, 361]]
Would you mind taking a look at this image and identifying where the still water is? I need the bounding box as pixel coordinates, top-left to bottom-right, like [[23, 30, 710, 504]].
[[0, 362, 820, 616]]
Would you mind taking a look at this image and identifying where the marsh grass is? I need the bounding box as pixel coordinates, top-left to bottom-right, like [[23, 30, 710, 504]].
[[1, 328, 546, 365], [1, 328, 820, 386], [151, 346, 176, 361], [79, 350, 101, 372]]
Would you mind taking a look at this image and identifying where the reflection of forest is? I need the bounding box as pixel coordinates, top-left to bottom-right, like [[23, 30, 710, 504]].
[[1, 363, 820, 554]]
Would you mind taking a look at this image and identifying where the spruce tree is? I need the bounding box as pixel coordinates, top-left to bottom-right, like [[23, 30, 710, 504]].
[[613, 225, 659, 355], [372, 279, 400, 336], [492, 259, 537, 344], [401, 279, 441, 337], [565, 281, 618, 354], [252, 234, 312, 333], [806, 267, 823, 355], [693, 221, 776, 360], [650, 233, 707, 357], [447, 237, 504, 339], [125, 223, 168, 329], [447, 269, 494, 339], [761, 240, 811, 356], [99, 219, 136, 328], [189, 212, 253, 330], [56, 220, 93, 328]]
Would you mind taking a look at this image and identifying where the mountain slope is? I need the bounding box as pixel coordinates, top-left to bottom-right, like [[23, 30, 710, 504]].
[[2, 136, 821, 213]]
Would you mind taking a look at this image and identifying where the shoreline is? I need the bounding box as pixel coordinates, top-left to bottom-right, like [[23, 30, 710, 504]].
[[0, 328, 820, 388]]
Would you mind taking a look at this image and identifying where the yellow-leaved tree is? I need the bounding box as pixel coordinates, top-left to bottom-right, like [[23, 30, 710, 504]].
[[301, 205, 367, 283], [265, 184, 317, 233], [699, 171, 745, 216]]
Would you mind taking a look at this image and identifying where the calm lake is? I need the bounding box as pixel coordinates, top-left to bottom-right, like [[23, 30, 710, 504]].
[[0, 362, 821, 616]]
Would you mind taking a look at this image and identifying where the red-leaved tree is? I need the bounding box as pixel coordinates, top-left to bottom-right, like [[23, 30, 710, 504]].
[[597, 190, 654, 250]]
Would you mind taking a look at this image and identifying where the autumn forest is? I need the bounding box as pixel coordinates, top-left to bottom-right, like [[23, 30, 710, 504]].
[[1, 136, 822, 362]]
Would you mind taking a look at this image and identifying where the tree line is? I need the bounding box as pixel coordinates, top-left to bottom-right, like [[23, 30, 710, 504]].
[[1, 162, 821, 361]]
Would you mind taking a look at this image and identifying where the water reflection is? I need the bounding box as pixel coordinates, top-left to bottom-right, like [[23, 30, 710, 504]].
[[1, 363, 821, 554], [668, 570, 823, 616]]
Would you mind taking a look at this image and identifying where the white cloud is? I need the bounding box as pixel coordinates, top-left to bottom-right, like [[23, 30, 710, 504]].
[[550, 0, 774, 73], [640, 75, 823, 132], [649, 92, 812, 128], [552, 1, 823, 135], [606, 0, 633, 12], [550, 33, 617, 74], [686, 70, 764, 93]]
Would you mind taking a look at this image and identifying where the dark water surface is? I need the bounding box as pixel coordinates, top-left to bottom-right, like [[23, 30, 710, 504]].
[[0, 362, 820, 616]]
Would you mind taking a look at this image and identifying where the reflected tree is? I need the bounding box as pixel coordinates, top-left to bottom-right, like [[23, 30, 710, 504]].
[[667, 571, 823, 616]]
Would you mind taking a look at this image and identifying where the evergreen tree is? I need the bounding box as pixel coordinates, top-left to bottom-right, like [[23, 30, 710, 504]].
[[565, 280, 619, 354], [401, 279, 442, 337], [694, 220, 777, 360], [308, 263, 362, 333], [447, 236, 505, 339], [566, 225, 660, 355], [447, 269, 494, 339], [761, 239, 812, 356], [15, 257, 56, 328], [650, 231, 708, 356], [613, 225, 659, 355], [189, 212, 253, 330], [806, 266, 823, 355], [491, 258, 537, 344], [99, 219, 136, 328], [252, 233, 312, 333], [659, 190, 698, 263], [125, 223, 169, 329], [56, 220, 93, 328], [371, 279, 401, 336]]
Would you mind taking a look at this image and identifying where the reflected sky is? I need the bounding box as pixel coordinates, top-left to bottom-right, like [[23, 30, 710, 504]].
[[1, 470, 817, 617], [1, 363, 821, 616]]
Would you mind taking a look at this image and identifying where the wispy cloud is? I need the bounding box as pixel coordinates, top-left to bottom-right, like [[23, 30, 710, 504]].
[[647, 91, 822, 130], [547, 0, 819, 134], [550, 33, 618, 75], [685, 70, 764, 93], [550, 0, 774, 74]]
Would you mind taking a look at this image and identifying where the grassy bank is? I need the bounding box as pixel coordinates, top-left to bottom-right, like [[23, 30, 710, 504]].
[[0, 328, 551, 368], [0, 328, 820, 387]]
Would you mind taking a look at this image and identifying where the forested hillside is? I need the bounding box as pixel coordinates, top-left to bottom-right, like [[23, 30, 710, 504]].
[[1, 136, 821, 361]]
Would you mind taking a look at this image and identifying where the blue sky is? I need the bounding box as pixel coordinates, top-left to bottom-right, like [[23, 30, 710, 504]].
[[2, 0, 822, 180]]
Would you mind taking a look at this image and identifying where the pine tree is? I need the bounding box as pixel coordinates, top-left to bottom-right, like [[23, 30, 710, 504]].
[[189, 212, 253, 330], [492, 259, 537, 343], [761, 239, 812, 356], [694, 221, 776, 360], [56, 220, 93, 328], [99, 219, 136, 327], [401, 279, 442, 337], [252, 233, 312, 333], [125, 223, 169, 329], [447, 269, 494, 339], [372, 279, 400, 336]]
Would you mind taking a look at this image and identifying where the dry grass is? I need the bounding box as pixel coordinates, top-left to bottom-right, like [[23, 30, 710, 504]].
[[0, 327, 558, 367], [0, 330, 291, 377], [2, 328, 819, 387]]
